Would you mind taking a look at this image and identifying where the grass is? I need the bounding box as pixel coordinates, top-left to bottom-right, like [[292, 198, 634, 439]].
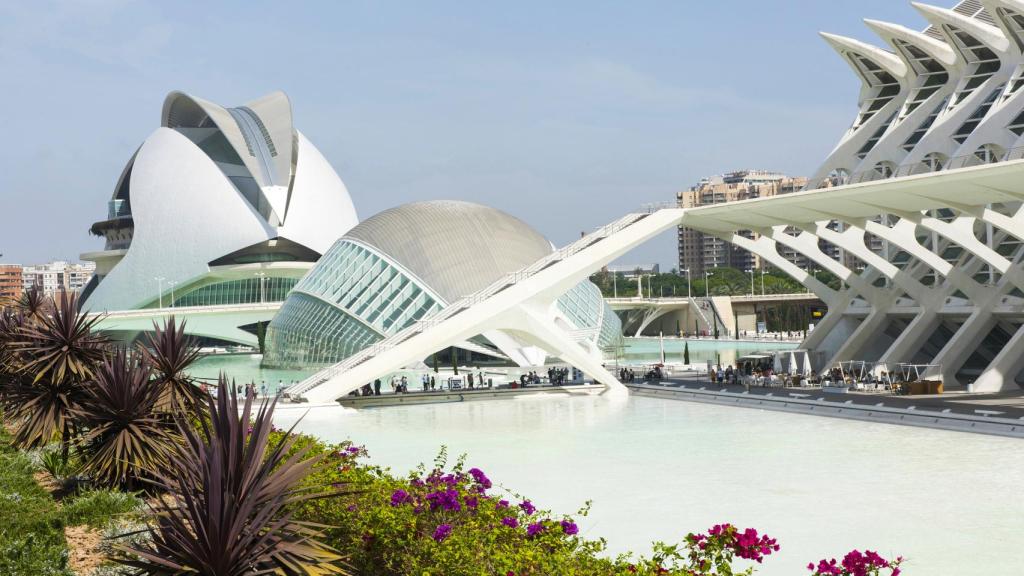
[[62, 489, 144, 528], [0, 429, 72, 576]]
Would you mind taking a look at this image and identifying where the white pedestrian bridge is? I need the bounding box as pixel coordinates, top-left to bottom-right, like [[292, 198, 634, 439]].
[[89, 302, 282, 347], [287, 159, 1024, 402]]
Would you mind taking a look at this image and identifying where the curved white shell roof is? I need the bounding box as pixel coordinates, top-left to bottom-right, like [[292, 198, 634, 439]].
[[83, 90, 359, 313], [343, 200, 552, 303]]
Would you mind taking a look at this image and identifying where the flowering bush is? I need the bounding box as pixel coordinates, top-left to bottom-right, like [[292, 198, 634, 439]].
[[808, 550, 903, 576], [268, 430, 903, 576], [622, 523, 779, 576]]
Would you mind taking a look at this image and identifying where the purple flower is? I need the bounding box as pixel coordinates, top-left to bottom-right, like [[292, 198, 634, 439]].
[[468, 467, 493, 489], [465, 496, 478, 509], [496, 499, 510, 509], [501, 516, 519, 529], [426, 489, 461, 512], [390, 489, 410, 507], [433, 523, 453, 542], [345, 446, 361, 455], [347, 504, 358, 512], [526, 522, 545, 538], [518, 500, 536, 515], [560, 520, 579, 535]]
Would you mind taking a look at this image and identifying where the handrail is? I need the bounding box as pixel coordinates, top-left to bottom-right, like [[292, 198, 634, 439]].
[[285, 208, 671, 399]]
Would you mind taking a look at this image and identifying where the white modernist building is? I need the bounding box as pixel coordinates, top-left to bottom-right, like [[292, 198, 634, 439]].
[[82, 91, 358, 345], [264, 200, 622, 371], [289, 0, 1024, 402]]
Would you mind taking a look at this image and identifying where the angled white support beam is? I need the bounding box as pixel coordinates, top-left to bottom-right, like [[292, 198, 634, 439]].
[[812, 222, 931, 303], [928, 308, 998, 386], [722, 234, 840, 306], [766, 226, 884, 305], [972, 319, 1024, 392], [499, 304, 625, 396], [899, 211, 1024, 291]]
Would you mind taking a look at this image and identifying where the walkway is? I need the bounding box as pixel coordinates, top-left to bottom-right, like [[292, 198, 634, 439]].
[[630, 377, 1024, 438]]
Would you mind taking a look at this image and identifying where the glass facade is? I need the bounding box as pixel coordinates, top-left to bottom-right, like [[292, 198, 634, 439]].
[[172, 277, 298, 307], [556, 282, 623, 350], [264, 240, 444, 368], [265, 238, 622, 370]]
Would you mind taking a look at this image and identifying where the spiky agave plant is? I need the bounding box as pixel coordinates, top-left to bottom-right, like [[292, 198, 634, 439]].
[[140, 316, 204, 415], [7, 291, 109, 449], [14, 287, 49, 320], [74, 347, 180, 490], [116, 378, 349, 575]]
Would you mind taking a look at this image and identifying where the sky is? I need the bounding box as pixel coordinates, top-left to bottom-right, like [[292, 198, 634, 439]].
[[0, 0, 928, 268]]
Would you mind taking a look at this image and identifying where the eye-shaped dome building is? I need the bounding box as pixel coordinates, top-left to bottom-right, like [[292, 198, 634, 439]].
[[263, 200, 622, 369], [81, 91, 359, 344]]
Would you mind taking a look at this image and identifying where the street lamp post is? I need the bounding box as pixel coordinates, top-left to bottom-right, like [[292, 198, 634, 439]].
[[255, 272, 267, 304], [760, 269, 766, 296], [168, 281, 177, 308], [154, 277, 165, 309], [682, 268, 691, 299], [746, 269, 754, 296], [704, 270, 713, 300]]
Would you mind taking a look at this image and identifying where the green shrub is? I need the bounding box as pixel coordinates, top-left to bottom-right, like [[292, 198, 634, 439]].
[[38, 446, 81, 485], [61, 489, 144, 528], [0, 436, 72, 575]]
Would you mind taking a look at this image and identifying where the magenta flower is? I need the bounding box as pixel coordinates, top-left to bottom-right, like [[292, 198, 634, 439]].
[[526, 522, 545, 538], [560, 520, 579, 535], [496, 499, 510, 509], [432, 523, 453, 543], [518, 500, 536, 515]]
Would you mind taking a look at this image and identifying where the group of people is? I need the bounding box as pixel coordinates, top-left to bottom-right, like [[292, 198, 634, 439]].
[[618, 368, 638, 383], [207, 379, 303, 399], [354, 371, 492, 396], [545, 367, 572, 385], [709, 362, 778, 387]]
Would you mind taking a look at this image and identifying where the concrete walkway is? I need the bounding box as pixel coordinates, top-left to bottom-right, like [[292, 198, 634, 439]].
[[629, 377, 1024, 437]]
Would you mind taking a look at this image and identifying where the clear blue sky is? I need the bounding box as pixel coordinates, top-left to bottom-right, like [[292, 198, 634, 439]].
[[0, 0, 926, 268]]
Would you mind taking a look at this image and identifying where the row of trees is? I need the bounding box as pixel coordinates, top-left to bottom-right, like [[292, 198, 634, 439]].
[[0, 291, 350, 574], [590, 268, 841, 298]]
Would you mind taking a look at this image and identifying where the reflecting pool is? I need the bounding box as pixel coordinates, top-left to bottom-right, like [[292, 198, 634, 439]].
[[617, 337, 798, 366], [272, 395, 1023, 575]]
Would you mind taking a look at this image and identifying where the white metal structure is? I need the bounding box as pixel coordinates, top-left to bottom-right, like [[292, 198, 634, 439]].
[[290, 2, 1024, 401], [265, 201, 623, 374], [80, 91, 358, 344]]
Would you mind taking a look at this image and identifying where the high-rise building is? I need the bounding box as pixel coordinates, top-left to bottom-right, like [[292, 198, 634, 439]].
[[676, 171, 807, 275], [0, 265, 22, 302]]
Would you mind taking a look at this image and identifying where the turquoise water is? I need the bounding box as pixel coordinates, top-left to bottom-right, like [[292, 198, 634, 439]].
[[274, 395, 1024, 576], [615, 337, 798, 366], [189, 343, 1022, 574], [187, 354, 314, 392]]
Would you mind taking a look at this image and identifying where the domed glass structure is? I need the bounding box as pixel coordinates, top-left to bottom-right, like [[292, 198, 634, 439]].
[[264, 201, 621, 368]]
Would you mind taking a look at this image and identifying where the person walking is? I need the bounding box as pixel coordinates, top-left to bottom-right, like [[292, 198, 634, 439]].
[[373, 378, 381, 396]]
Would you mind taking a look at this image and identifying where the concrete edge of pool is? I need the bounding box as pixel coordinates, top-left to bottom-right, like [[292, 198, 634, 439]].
[[627, 383, 1024, 438]]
